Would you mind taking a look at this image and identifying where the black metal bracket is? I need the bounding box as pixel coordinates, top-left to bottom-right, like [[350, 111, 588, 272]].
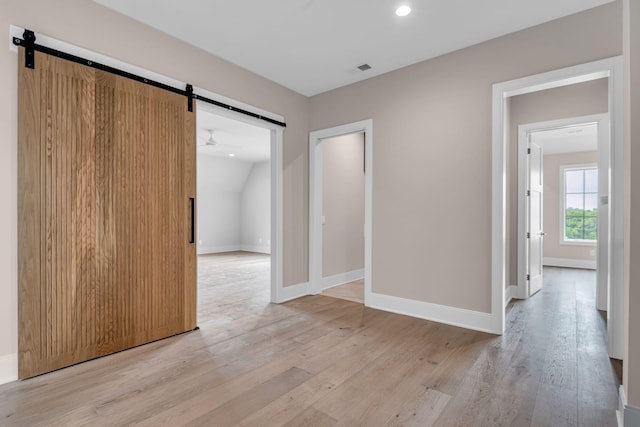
[[186, 84, 194, 112], [21, 29, 36, 69]]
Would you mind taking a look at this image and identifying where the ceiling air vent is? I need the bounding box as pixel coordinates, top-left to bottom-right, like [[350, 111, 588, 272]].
[[357, 63, 372, 71]]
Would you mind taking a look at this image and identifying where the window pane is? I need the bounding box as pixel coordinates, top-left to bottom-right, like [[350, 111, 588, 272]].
[[584, 216, 598, 240], [565, 216, 584, 240], [566, 193, 584, 210], [585, 168, 598, 193], [565, 169, 584, 193], [585, 193, 598, 213], [563, 166, 598, 241]]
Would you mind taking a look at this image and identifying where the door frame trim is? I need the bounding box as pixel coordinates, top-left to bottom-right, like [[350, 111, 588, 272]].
[[309, 120, 373, 304], [492, 56, 624, 359], [516, 114, 609, 302]]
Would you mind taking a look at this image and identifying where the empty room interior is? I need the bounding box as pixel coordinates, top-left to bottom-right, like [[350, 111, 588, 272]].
[[1, 0, 640, 426]]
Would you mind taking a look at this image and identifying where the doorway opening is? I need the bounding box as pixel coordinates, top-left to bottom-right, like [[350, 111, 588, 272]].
[[516, 114, 609, 311], [309, 120, 373, 306], [492, 56, 624, 360], [317, 132, 366, 304], [195, 101, 285, 323]]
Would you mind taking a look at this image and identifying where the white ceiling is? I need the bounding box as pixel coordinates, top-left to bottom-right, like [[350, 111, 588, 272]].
[[196, 109, 270, 163], [531, 123, 598, 155], [93, 0, 614, 96]]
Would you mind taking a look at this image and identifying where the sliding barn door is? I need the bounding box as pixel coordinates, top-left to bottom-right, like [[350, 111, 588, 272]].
[[18, 50, 196, 379]]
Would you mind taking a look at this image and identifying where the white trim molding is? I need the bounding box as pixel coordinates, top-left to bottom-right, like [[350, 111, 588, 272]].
[[618, 385, 626, 427], [368, 292, 494, 334], [322, 269, 365, 290], [505, 285, 518, 306], [276, 282, 309, 303], [618, 385, 640, 427], [198, 246, 271, 255], [493, 56, 625, 358], [0, 353, 18, 385], [543, 257, 596, 270], [240, 245, 271, 255], [309, 120, 373, 305], [197, 245, 243, 255]]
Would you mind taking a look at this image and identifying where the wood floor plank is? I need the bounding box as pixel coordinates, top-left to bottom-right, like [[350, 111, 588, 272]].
[[239, 311, 436, 426], [321, 279, 364, 304], [385, 389, 451, 427], [282, 407, 337, 427], [185, 367, 313, 427], [0, 259, 620, 427]]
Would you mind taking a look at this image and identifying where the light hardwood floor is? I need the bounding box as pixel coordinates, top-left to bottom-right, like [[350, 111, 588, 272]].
[[0, 254, 619, 426], [321, 279, 364, 304]]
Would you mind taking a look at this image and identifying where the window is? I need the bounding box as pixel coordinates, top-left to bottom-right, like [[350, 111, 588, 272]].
[[562, 165, 598, 243]]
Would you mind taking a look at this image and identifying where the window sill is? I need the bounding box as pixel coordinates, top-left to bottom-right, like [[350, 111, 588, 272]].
[[560, 239, 597, 246]]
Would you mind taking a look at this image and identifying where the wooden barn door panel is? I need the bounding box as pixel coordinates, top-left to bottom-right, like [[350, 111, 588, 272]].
[[18, 50, 196, 379]]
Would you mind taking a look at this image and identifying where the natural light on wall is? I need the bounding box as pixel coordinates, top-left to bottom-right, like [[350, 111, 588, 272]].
[[562, 165, 598, 242]]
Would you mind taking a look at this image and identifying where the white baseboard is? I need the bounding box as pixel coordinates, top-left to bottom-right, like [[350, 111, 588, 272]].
[[275, 282, 309, 303], [322, 269, 364, 290], [197, 245, 242, 255], [505, 285, 518, 306], [543, 257, 596, 270], [619, 385, 640, 427], [240, 245, 271, 255], [367, 292, 494, 334], [0, 353, 18, 385], [618, 385, 626, 427], [197, 245, 272, 255], [624, 405, 640, 427]]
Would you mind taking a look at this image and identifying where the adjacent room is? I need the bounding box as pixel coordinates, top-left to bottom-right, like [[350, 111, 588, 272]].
[[319, 132, 366, 304], [195, 108, 273, 321]]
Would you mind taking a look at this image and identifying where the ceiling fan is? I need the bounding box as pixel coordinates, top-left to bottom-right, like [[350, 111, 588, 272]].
[[198, 129, 243, 154]]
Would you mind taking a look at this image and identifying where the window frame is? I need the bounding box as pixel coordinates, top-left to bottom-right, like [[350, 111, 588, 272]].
[[560, 163, 598, 246]]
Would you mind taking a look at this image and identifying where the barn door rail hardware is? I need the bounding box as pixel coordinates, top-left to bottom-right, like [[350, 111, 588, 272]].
[[12, 29, 286, 127]]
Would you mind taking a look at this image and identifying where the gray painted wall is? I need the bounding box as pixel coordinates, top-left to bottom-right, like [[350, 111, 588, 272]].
[[322, 133, 365, 278], [197, 156, 271, 254], [310, 3, 621, 312], [241, 160, 271, 253]]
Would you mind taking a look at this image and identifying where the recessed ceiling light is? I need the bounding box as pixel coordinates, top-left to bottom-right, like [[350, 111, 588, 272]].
[[396, 5, 411, 16], [229, 153, 235, 157]]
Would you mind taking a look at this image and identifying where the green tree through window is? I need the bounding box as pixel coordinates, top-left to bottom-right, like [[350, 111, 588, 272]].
[[564, 166, 597, 241]]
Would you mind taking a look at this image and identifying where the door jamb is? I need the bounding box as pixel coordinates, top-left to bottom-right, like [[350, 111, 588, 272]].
[[309, 120, 373, 305], [492, 56, 624, 360], [516, 114, 609, 303]]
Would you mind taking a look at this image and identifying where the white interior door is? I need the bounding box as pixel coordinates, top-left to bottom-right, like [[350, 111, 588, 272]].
[[527, 140, 544, 296]]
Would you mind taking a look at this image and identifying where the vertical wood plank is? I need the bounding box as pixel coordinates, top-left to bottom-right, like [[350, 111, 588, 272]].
[[18, 52, 197, 379], [184, 99, 197, 330], [17, 48, 42, 378]]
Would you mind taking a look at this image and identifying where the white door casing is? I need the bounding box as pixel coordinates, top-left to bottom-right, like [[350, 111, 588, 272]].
[[596, 117, 610, 312], [493, 56, 624, 361], [527, 140, 544, 296], [309, 120, 373, 304]]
